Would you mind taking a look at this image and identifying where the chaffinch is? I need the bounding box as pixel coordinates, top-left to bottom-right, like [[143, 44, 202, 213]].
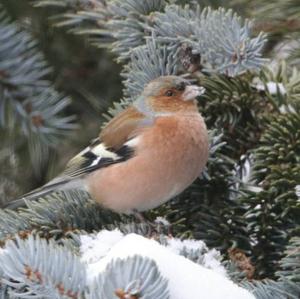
[[6, 76, 209, 214]]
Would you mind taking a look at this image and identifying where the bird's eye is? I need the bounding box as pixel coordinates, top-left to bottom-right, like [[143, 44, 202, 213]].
[[165, 90, 175, 97]]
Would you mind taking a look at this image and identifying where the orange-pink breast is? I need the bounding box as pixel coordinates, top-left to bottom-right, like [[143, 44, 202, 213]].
[[87, 113, 209, 214]]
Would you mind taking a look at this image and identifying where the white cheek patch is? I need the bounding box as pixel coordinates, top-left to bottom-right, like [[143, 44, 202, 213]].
[[92, 144, 119, 160]]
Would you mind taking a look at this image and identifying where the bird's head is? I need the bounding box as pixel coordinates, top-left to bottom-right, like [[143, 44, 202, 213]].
[[134, 76, 205, 115]]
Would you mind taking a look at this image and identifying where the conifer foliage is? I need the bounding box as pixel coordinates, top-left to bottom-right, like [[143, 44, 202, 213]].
[[0, 0, 299, 298]]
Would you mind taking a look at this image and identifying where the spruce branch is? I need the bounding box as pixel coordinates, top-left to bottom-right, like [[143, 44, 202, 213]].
[[241, 279, 298, 299], [152, 4, 201, 43], [0, 209, 31, 241], [245, 112, 300, 277], [277, 237, 300, 297], [32, 0, 267, 91], [0, 286, 7, 299], [0, 5, 76, 175], [0, 8, 51, 94], [257, 61, 300, 111], [101, 97, 133, 123], [199, 74, 269, 159], [253, 112, 300, 184], [288, 41, 300, 68], [89, 255, 169, 299], [110, 0, 166, 16], [251, 0, 300, 21], [0, 145, 21, 205], [122, 35, 178, 98], [154, 5, 267, 76], [108, 0, 166, 61], [193, 7, 267, 76], [0, 234, 86, 298], [0, 191, 126, 242]]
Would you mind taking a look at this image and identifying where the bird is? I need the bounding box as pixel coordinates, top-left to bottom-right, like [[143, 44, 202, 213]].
[[5, 76, 209, 214]]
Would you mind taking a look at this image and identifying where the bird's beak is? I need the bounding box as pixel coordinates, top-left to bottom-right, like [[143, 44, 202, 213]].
[[182, 85, 206, 101]]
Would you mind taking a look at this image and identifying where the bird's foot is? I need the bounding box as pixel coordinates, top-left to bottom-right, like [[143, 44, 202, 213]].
[[132, 210, 172, 237]]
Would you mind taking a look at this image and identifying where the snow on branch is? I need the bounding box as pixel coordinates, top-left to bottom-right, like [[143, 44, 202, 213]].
[[0, 230, 256, 298], [82, 231, 254, 299]]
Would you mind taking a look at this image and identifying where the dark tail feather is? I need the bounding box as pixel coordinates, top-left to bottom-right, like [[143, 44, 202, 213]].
[[4, 198, 28, 210], [3, 178, 75, 210], [3, 187, 54, 209]]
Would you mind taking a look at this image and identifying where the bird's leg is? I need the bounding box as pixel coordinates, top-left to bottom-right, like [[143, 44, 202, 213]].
[[132, 209, 148, 223], [132, 209, 158, 237], [154, 217, 173, 237], [132, 210, 172, 237]]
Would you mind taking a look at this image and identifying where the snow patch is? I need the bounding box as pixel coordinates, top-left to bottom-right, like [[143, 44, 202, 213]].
[[255, 81, 286, 95], [203, 248, 226, 276], [296, 185, 300, 200], [166, 238, 206, 254], [80, 231, 255, 299], [166, 238, 226, 276], [279, 104, 296, 114], [80, 229, 124, 264], [155, 216, 170, 226]]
